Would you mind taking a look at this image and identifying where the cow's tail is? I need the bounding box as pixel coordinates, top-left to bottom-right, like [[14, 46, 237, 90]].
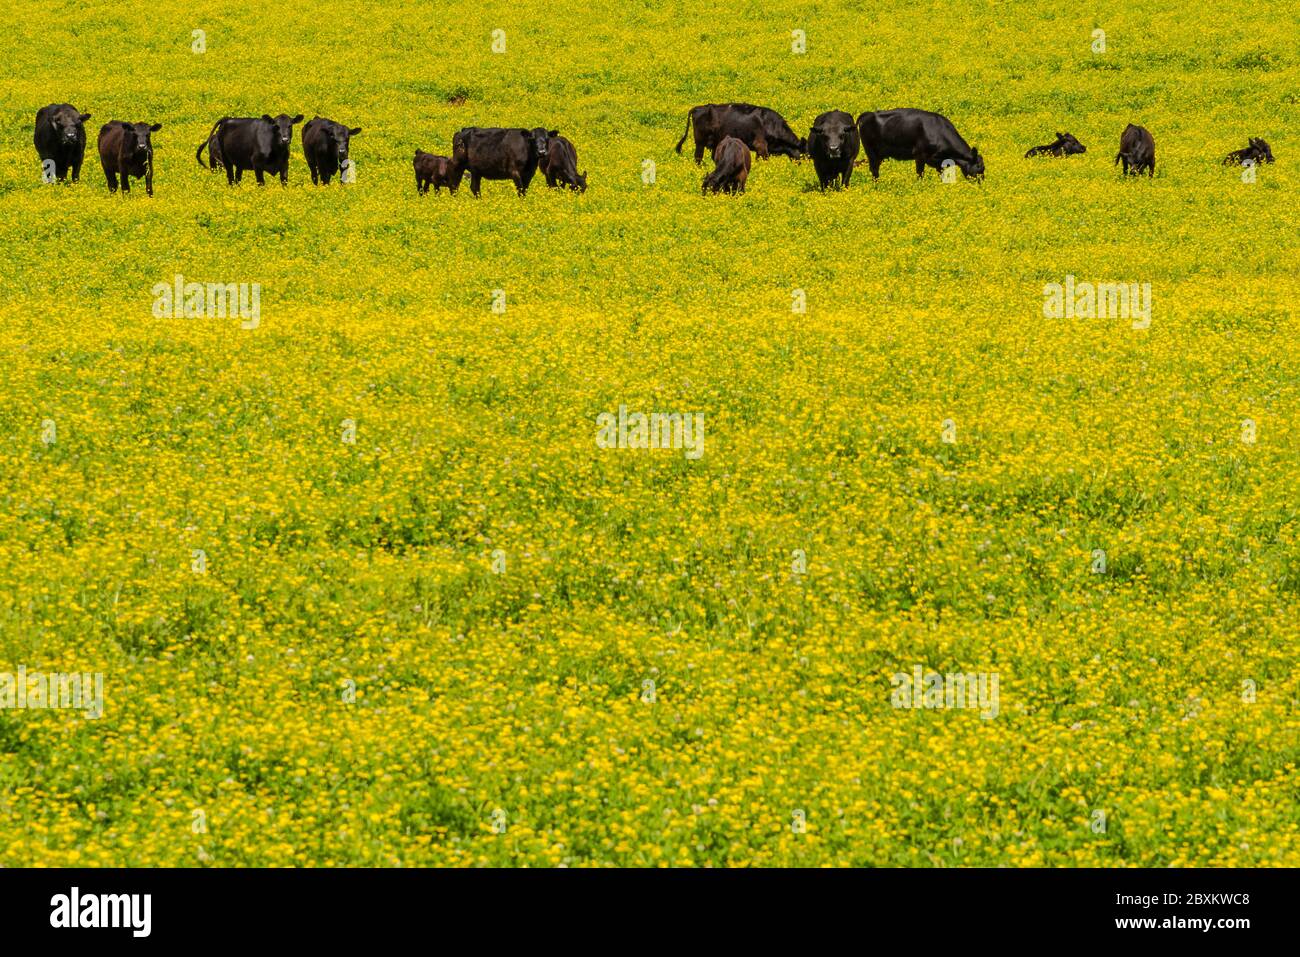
[[674, 110, 694, 154], [196, 118, 226, 170]]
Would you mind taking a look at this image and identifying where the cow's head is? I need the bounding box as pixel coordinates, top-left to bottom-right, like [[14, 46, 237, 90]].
[[325, 122, 362, 164], [263, 113, 304, 147], [528, 128, 557, 161], [121, 121, 162, 162], [1249, 137, 1275, 163], [575, 169, 588, 192], [52, 109, 91, 145], [813, 120, 854, 160], [960, 147, 985, 180], [1056, 132, 1086, 155]]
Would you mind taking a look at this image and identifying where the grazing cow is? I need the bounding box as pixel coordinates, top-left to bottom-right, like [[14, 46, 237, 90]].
[[97, 121, 161, 196], [675, 103, 806, 164], [413, 150, 461, 194], [856, 109, 985, 180], [1115, 123, 1155, 176], [34, 104, 92, 183], [541, 134, 587, 192], [1223, 137, 1274, 166], [702, 136, 751, 194], [196, 113, 304, 185], [301, 117, 362, 185], [1025, 132, 1087, 157], [808, 110, 860, 189], [451, 127, 553, 197]]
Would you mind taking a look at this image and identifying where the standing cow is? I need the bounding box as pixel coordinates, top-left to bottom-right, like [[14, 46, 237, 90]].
[[451, 127, 553, 197], [414, 150, 462, 194], [702, 136, 751, 194], [301, 117, 362, 185], [196, 113, 304, 185], [856, 108, 985, 180], [34, 103, 92, 183], [1115, 123, 1155, 176], [808, 110, 860, 189], [675, 104, 805, 164], [541, 134, 587, 192], [97, 121, 161, 196]]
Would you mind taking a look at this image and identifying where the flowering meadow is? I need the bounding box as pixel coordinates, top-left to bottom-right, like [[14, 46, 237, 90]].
[[0, 0, 1297, 866]]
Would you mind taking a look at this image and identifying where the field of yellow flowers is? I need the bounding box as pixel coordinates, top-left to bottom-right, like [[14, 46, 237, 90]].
[[0, 0, 1297, 867]]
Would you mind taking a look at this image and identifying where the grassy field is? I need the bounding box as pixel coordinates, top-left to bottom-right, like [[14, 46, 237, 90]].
[[0, 0, 1297, 866]]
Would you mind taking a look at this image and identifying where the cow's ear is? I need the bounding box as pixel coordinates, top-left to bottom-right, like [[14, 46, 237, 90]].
[[261, 114, 274, 123], [548, 129, 559, 137], [80, 113, 92, 123], [349, 127, 362, 136], [150, 123, 163, 132], [292, 114, 304, 124], [1056, 131, 1063, 138]]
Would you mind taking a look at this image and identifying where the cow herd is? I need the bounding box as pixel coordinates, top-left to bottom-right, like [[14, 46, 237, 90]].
[[31, 100, 1276, 198]]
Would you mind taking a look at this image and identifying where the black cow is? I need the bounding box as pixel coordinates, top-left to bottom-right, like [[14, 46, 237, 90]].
[[414, 150, 462, 194], [856, 108, 985, 180], [451, 127, 553, 197], [675, 104, 805, 164], [1025, 132, 1086, 157], [808, 110, 860, 189], [196, 113, 304, 185], [541, 134, 587, 192], [702, 136, 751, 195], [1115, 123, 1155, 176], [97, 121, 161, 196], [1223, 137, 1274, 166], [302, 117, 362, 185], [34, 103, 92, 183]]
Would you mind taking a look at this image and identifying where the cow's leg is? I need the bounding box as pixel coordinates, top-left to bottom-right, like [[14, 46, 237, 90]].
[[470, 172, 482, 197], [104, 169, 118, 192], [280, 162, 288, 186], [145, 168, 153, 196], [71, 158, 82, 182], [120, 171, 130, 194], [914, 150, 927, 178], [694, 140, 706, 165], [309, 161, 319, 185], [1147, 158, 1155, 177], [224, 161, 235, 185], [321, 168, 332, 184], [842, 167, 851, 189], [513, 174, 526, 196], [56, 160, 69, 182], [255, 163, 266, 186]]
